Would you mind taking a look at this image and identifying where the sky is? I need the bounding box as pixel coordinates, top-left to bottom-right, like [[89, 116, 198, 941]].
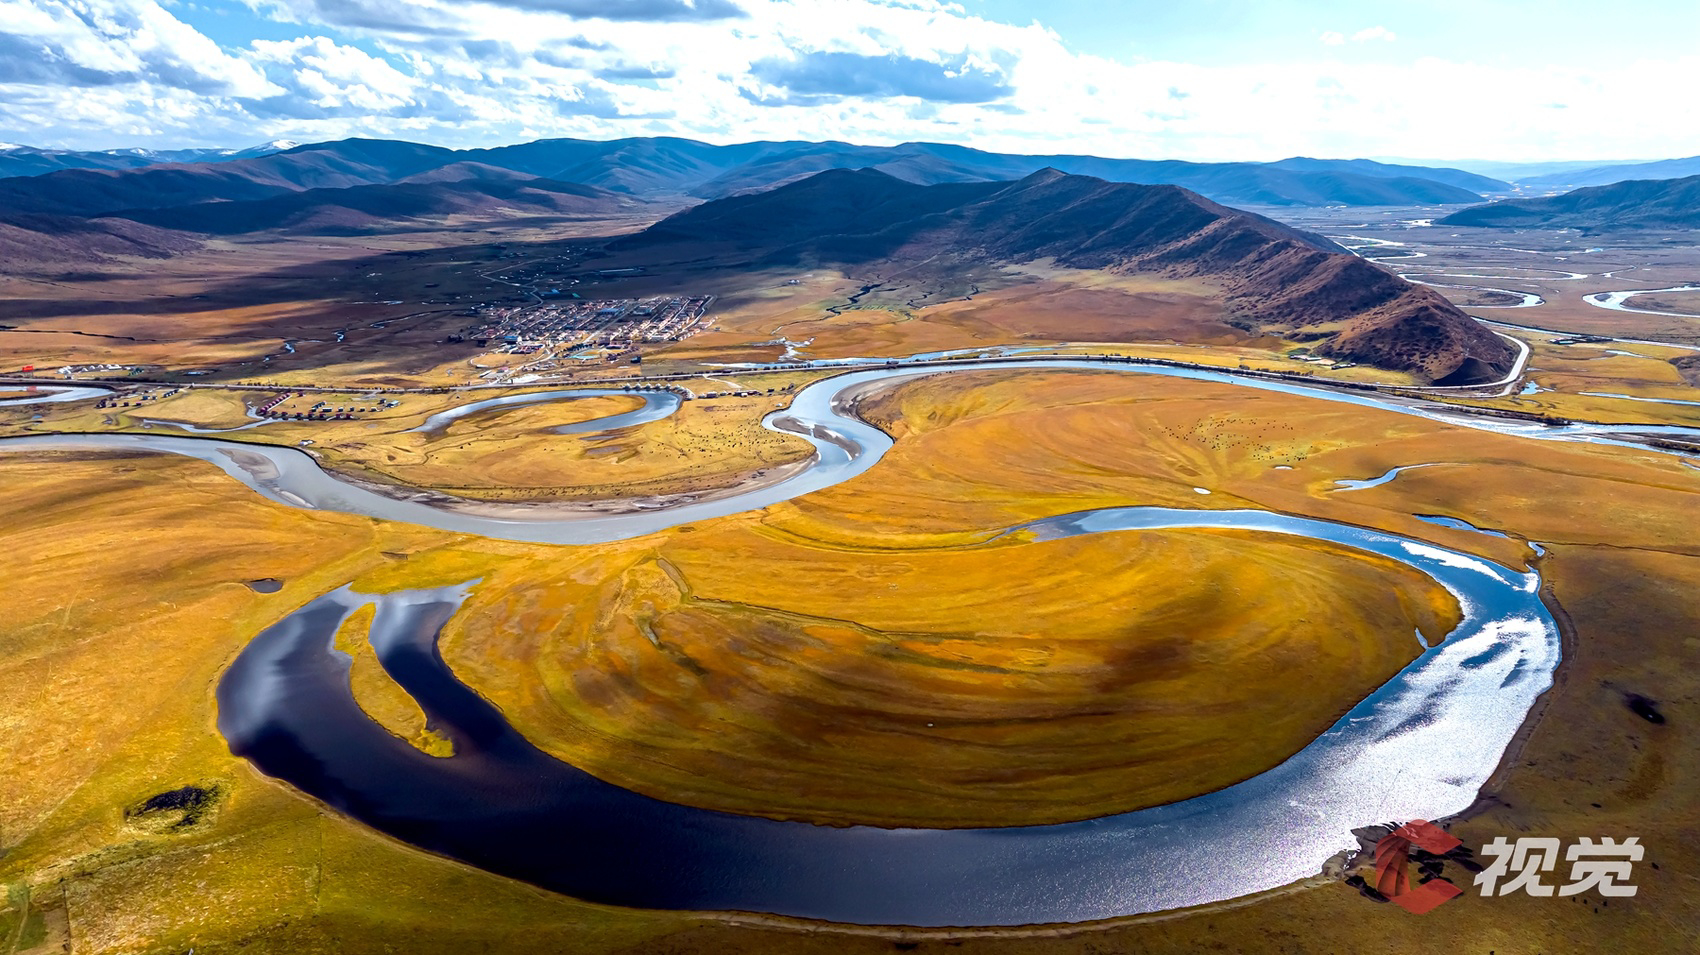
[[0, 0, 1696, 161]]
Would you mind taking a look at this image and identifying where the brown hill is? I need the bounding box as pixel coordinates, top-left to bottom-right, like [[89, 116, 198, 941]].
[[398, 162, 539, 185], [621, 168, 1513, 383], [0, 139, 458, 217], [1439, 174, 1700, 231], [114, 177, 651, 236], [0, 136, 1493, 221], [0, 213, 201, 271]]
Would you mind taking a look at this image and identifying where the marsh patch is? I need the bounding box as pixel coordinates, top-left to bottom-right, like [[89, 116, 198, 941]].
[[124, 782, 225, 833], [1625, 694, 1666, 725]]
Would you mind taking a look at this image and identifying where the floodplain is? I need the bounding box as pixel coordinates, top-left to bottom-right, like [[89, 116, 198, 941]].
[[3, 205, 1699, 954]]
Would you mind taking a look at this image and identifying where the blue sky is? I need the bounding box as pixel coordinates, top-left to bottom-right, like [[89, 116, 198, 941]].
[[0, 0, 1695, 161], [971, 0, 1700, 66]]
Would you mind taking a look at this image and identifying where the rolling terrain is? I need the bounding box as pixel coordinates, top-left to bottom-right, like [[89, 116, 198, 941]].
[[0, 139, 459, 217], [1440, 174, 1700, 230], [1517, 154, 1700, 190], [622, 167, 1515, 383], [0, 140, 296, 179], [0, 136, 1494, 218], [116, 176, 653, 236], [0, 213, 200, 264], [677, 141, 1495, 205]]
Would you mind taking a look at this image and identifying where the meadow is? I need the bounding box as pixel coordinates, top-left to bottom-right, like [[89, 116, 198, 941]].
[[4, 360, 1698, 954], [4, 210, 1700, 954]]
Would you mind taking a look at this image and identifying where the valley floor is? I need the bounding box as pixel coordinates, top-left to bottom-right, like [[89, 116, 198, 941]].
[[2, 210, 1698, 954]]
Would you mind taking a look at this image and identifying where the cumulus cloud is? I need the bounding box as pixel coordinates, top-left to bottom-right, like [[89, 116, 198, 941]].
[[597, 64, 677, 80], [1, 0, 1697, 162], [548, 80, 671, 118], [746, 51, 1010, 105], [253, 0, 468, 37], [250, 0, 741, 37], [479, 0, 745, 21], [0, 0, 277, 94], [243, 35, 418, 118]]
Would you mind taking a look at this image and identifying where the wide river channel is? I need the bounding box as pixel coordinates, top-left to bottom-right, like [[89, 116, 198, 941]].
[[6, 355, 1699, 925]]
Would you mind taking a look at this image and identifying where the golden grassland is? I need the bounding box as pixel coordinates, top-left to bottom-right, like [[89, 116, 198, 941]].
[[442, 523, 1454, 829], [655, 264, 1247, 362], [688, 369, 1700, 952], [335, 605, 453, 758], [3, 359, 1699, 953], [1440, 334, 1700, 427], [325, 391, 808, 503], [1, 379, 820, 504], [1455, 278, 1699, 346], [0, 453, 704, 955], [7, 223, 1700, 955]]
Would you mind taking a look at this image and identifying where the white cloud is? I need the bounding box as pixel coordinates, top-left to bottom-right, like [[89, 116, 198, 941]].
[[0, 0, 278, 95], [245, 35, 419, 117], [0, 0, 1695, 161]]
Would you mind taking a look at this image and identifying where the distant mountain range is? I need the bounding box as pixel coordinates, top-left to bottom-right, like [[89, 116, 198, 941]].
[[0, 140, 297, 179], [116, 175, 650, 236], [0, 136, 1504, 214], [621, 167, 1514, 384], [0, 214, 200, 265], [1440, 174, 1700, 231], [1515, 156, 1700, 191]]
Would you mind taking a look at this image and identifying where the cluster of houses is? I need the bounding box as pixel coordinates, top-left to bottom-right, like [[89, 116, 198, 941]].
[[455, 295, 714, 355], [96, 387, 181, 409], [254, 392, 402, 422]]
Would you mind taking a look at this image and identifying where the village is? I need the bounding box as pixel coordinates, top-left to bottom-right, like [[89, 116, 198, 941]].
[[453, 295, 713, 378], [91, 385, 401, 422], [250, 393, 403, 421]]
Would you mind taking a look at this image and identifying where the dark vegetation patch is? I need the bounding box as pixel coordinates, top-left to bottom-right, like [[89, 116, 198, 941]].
[[1672, 355, 1700, 387], [1626, 693, 1666, 724], [125, 782, 224, 832]]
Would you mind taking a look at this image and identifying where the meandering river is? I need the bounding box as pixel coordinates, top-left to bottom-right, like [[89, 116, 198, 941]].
[[8, 355, 1700, 925], [216, 506, 1556, 926], [0, 385, 110, 407], [7, 358, 1697, 545]]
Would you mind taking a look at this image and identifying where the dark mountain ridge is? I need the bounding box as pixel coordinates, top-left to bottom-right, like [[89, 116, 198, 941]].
[[0, 140, 296, 179], [0, 139, 459, 217], [0, 136, 1494, 220], [622, 168, 1513, 384], [0, 213, 200, 265], [115, 176, 649, 236], [1439, 175, 1700, 231], [678, 141, 1495, 205], [1517, 156, 1700, 191]]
